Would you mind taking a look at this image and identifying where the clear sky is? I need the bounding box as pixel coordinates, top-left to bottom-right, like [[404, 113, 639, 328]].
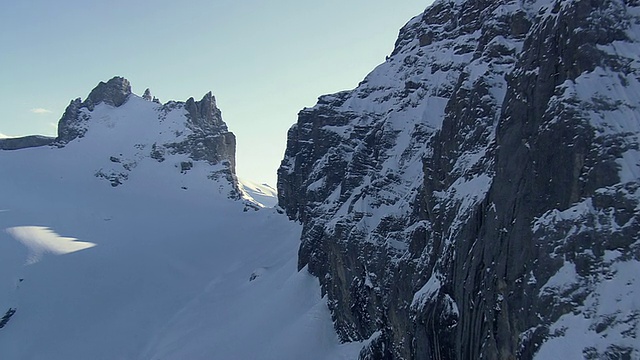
[[1, 1, 432, 186]]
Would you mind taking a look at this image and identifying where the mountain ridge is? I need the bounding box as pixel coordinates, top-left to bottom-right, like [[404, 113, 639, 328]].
[[0, 76, 265, 205]]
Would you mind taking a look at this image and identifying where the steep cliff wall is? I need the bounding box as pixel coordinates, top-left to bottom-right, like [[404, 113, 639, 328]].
[[278, 0, 640, 358]]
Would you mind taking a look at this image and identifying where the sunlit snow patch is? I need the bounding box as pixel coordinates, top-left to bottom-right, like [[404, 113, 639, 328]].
[[239, 178, 278, 208], [5, 226, 96, 265]]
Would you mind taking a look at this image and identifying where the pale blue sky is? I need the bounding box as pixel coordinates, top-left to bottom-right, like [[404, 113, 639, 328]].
[[1, 1, 431, 186]]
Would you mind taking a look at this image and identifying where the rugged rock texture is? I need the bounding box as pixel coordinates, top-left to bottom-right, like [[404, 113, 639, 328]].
[[278, 0, 640, 359], [0, 135, 54, 150], [177, 91, 237, 173], [57, 76, 132, 144]]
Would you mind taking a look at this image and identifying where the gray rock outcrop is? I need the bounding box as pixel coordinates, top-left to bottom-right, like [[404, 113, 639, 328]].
[[84, 76, 132, 110], [56, 76, 132, 144], [176, 91, 237, 173], [278, 0, 640, 358], [0, 135, 54, 150]]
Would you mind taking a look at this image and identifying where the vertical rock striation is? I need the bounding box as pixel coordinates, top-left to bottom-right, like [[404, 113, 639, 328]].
[[180, 91, 237, 173], [278, 0, 640, 358]]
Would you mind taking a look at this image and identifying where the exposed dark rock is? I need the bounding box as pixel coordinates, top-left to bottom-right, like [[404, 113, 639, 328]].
[[95, 169, 129, 187], [278, 0, 640, 358], [56, 98, 87, 144], [167, 92, 237, 173], [0, 308, 16, 329], [83, 76, 132, 111], [143, 88, 153, 101], [180, 161, 193, 173], [0, 135, 54, 150], [56, 77, 132, 145]]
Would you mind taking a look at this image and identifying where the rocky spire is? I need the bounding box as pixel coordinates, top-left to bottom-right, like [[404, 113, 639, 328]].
[[184, 91, 228, 134], [56, 98, 84, 144], [83, 76, 132, 111], [55, 76, 132, 144], [143, 88, 153, 101], [176, 91, 235, 173]]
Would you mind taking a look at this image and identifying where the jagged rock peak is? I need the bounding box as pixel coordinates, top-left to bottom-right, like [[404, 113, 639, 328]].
[[143, 88, 153, 101], [57, 76, 132, 143], [55, 77, 229, 146], [143, 88, 161, 103], [2, 76, 244, 201], [184, 91, 228, 134], [0, 135, 55, 150], [84, 76, 132, 110]]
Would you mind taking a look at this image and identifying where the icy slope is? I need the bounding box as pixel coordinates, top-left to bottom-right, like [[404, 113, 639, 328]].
[[0, 79, 359, 359], [0, 161, 357, 359]]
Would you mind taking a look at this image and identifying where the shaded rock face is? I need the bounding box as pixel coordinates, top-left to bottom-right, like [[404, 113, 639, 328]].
[[57, 77, 132, 144], [278, 0, 640, 359], [0, 135, 54, 150], [84, 76, 132, 110], [178, 91, 237, 173]]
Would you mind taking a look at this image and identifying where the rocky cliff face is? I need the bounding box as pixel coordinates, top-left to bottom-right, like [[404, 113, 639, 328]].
[[278, 0, 640, 358], [56, 76, 133, 144]]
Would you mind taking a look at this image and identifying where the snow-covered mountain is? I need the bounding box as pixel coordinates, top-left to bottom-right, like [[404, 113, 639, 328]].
[[0, 79, 362, 359], [3, 0, 640, 357], [278, 0, 640, 358]]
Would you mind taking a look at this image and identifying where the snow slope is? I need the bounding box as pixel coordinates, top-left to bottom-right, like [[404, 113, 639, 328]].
[[239, 178, 278, 208], [0, 91, 361, 359]]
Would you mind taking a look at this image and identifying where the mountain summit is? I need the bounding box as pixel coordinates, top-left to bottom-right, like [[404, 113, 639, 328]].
[[279, 0, 640, 358], [84, 76, 132, 109], [0, 76, 256, 203]]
